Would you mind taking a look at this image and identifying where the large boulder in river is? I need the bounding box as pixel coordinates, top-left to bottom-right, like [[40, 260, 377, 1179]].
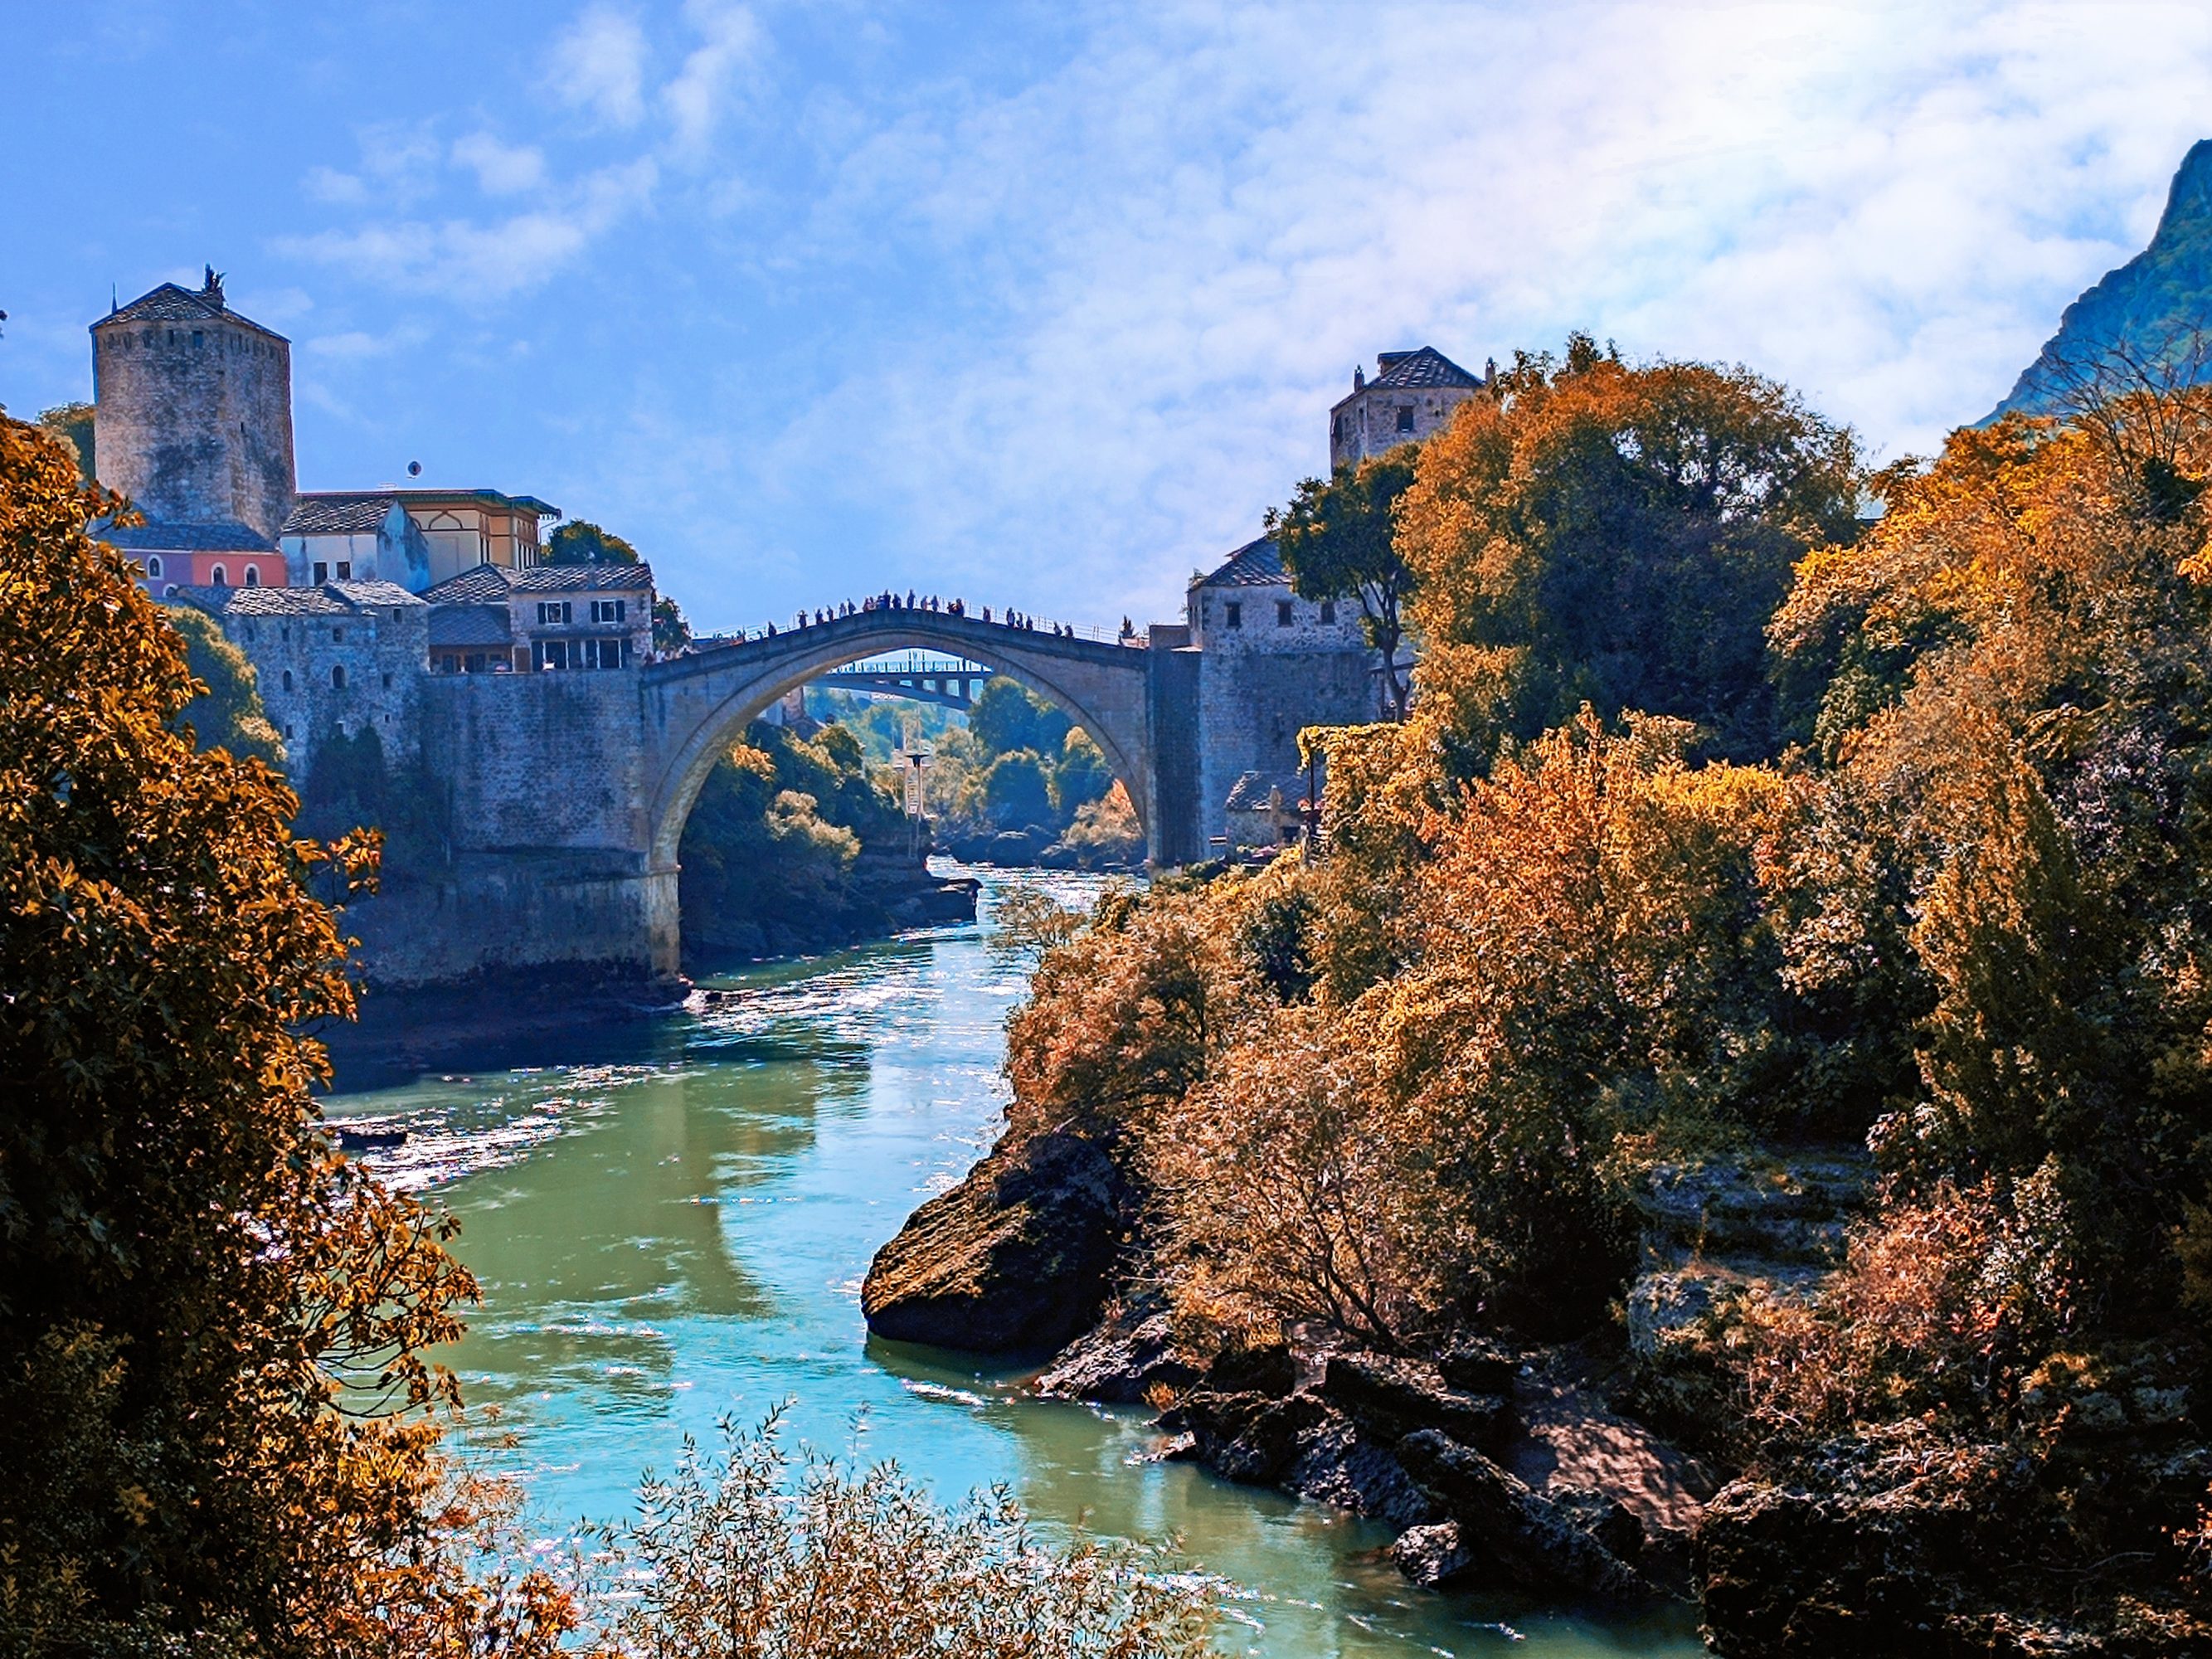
[[1397, 1428, 1658, 1605], [863, 1129, 1127, 1351], [1034, 1311, 1201, 1402]]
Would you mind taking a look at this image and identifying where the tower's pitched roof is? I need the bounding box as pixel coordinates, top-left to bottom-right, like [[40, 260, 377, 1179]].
[[95, 277, 289, 344], [1368, 346, 1480, 391], [1193, 536, 1286, 590]]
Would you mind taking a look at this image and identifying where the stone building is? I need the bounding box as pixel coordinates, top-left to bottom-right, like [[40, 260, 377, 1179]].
[[1183, 535, 1378, 853], [422, 561, 655, 674], [286, 487, 561, 591], [172, 580, 430, 784], [280, 494, 434, 591], [1328, 345, 1486, 469], [92, 269, 296, 547], [96, 518, 281, 597]]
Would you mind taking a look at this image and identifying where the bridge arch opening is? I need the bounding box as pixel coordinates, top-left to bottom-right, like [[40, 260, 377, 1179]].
[[642, 615, 1155, 884]]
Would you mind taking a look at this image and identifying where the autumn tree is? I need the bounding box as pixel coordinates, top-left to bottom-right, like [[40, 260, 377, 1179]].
[[1004, 882, 1257, 1141], [1266, 445, 1422, 718], [0, 413, 549, 1656], [1770, 403, 2212, 1308], [1396, 338, 1861, 773]]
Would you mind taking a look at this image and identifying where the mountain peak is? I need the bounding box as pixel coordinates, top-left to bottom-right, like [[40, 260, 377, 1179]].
[[1986, 141, 2212, 422]]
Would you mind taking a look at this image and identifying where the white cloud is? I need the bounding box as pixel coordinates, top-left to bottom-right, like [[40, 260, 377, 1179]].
[[452, 133, 547, 196], [552, 5, 649, 127], [278, 159, 659, 300], [664, 0, 759, 157]]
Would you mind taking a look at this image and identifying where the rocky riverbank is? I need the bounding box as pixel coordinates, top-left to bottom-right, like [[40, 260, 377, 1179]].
[[863, 1126, 2212, 1654], [685, 848, 978, 963]]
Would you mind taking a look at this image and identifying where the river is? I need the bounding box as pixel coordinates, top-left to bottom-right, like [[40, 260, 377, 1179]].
[[322, 864, 1704, 1658]]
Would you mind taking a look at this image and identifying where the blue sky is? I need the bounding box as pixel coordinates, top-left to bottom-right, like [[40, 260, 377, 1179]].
[[4, 2, 2210, 635]]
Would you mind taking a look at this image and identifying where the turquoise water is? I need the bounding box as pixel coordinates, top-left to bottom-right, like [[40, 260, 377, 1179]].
[[323, 865, 1705, 1657]]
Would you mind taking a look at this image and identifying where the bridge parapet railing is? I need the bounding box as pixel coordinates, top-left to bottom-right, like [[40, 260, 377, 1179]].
[[673, 607, 1148, 657]]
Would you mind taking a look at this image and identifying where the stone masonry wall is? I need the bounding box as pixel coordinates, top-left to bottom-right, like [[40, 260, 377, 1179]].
[[341, 669, 664, 988], [221, 604, 427, 786]]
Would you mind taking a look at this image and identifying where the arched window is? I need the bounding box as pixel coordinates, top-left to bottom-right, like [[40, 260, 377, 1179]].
[[211, 564, 227, 586], [331, 664, 346, 690], [145, 555, 163, 579], [281, 669, 293, 693], [243, 565, 260, 586]]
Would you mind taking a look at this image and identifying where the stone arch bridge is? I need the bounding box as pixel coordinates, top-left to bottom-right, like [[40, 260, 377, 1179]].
[[644, 610, 1161, 877], [364, 607, 1206, 985]]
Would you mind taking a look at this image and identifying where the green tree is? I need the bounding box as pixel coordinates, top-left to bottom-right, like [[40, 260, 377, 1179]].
[[969, 676, 1070, 761], [1266, 446, 1422, 718], [1052, 727, 1112, 824], [982, 749, 1054, 830], [653, 592, 692, 654], [36, 402, 93, 484], [543, 518, 639, 564], [166, 604, 284, 768], [0, 413, 513, 1654]]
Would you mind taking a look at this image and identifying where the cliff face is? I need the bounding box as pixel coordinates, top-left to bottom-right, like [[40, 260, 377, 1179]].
[[1987, 139, 2212, 420]]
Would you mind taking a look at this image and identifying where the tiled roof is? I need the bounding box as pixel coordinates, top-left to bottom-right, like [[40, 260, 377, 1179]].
[[1223, 771, 1305, 812], [168, 584, 353, 617], [284, 494, 400, 535], [422, 560, 654, 603], [1194, 536, 1286, 590], [1369, 346, 1481, 391], [327, 579, 426, 608], [95, 518, 276, 553], [421, 567, 514, 604], [510, 561, 653, 593], [428, 606, 514, 648], [96, 279, 289, 343]]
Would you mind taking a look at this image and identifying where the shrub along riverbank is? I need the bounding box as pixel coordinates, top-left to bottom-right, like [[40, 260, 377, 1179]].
[[865, 343, 2212, 1653]]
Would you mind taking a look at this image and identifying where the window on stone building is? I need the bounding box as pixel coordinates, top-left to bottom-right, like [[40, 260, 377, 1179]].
[[314, 562, 328, 583], [591, 599, 627, 624], [211, 565, 227, 586], [281, 670, 293, 692], [538, 601, 573, 625], [145, 556, 162, 578], [382, 673, 392, 690], [331, 665, 346, 689], [1224, 601, 1242, 630], [244, 567, 260, 586], [1320, 600, 1336, 625], [336, 561, 352, 580], [284, 723, 294, 740], [1397, 405, 1415, 432], [332, 627, 343, 642], [1276, 600, 1294, 627]]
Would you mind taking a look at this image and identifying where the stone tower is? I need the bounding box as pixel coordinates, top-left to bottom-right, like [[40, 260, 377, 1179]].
[[1328, 345, 1485, 470], [91, 268, 296, 541]]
